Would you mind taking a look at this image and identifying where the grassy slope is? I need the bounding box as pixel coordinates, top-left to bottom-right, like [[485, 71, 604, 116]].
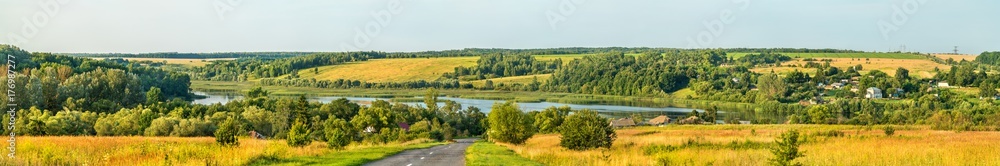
[[250, 141, 446, 166], [498, 125, 1000, 166], [466, 141, 543, 166], [283, 55, 586, 83], [91, 57, 235, 67], [288, 57, 478, 82]]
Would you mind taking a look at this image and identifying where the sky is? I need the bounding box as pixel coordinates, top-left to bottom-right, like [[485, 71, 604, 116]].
[[0, 0, 997, 54]]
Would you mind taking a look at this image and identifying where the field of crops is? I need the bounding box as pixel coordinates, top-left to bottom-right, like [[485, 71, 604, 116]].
[[933, 54, 977, 61], [284, 55, 585, 83], [750, 58, 949, 78], [92, 57, 235, 67], [728, 53, 926, 59], [496, 125, 1000, 166], [467, 74, 552, 87]]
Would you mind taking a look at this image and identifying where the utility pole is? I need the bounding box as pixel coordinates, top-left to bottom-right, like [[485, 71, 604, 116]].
[[953, 46, 959, 55]]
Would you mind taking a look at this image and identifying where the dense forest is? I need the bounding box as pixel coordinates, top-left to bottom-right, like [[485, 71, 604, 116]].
[[0, 45, 190, 113], [974, 51, 1000, 65], [64, 52, 316, 59], [442, 53, 561, 81]]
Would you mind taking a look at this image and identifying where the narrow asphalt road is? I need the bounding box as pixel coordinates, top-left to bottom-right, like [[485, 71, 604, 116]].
[[364, 138, 478, 166]]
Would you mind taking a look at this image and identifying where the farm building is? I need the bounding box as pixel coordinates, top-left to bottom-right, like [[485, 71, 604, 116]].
[[938, 82, 951, 88], [610, 118, 636, 128], [648, 115, 671, 126], [866, 87, 883, 99]]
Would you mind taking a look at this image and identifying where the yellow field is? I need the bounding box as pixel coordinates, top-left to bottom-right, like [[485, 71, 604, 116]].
[[92, 58, 235, 67], [1, 136, 433, 165], [933, 54, 977, 61], [751, 58, 949, 78], [467, 74, 551, 86], [290, 57, 479, 82], [289, 55, 585, 83], [497, 125, 1000, 166]]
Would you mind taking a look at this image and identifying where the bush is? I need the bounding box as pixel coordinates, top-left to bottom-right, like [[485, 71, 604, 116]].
[[215, 116, 240, 146], [559, 110, 615, 150], [172, 118, 216, 137], [883, 126, 895, 136], [144, 117, 181, 136], [287, 118, 312, 147], [769, 130, 804, 166], [486, 101, 535, 144], [533, 106, 569, 133], [324, 118, 353, 149]]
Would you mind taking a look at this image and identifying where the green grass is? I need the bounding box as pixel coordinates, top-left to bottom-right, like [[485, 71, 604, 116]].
[[466, 74, 551, 87], [249, 142, 446, 166], [728, 53, 925, 59], [466, 141, 543, 166]]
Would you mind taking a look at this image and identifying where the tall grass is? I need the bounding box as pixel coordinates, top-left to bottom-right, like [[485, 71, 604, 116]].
[[0, 136, 436, 165], [498, 125, 1000, 166], [465, 141, 543, 166]]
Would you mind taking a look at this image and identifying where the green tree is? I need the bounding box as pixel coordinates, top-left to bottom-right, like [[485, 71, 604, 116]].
[[807, 105, 833, 124], [769, 130, 804, 166], [324, 118, 354, 149], [705, 106, 718, 123], [145, 87, 162, 105], [425, 88, 439, 112], [533, 106, 569, 133], [757, 73, 787, 101], [215, 116, 240, 146], [979, 82, 997, 99], [559, 110, 615, 150], [287, 118, 312, 147], [487, 101, 535, 144]]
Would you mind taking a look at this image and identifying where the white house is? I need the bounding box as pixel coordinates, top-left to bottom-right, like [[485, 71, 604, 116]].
[[938, 82, 951, 88], [865, 87, 883, 99]]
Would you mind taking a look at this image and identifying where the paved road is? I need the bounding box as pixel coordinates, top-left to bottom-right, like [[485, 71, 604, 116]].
[[364, 138, 478, 166]]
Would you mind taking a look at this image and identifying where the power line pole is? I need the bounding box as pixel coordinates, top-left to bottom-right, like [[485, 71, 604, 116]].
[[953, 46, 959, 54]]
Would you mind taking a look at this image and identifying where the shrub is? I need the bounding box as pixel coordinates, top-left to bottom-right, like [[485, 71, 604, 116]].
[[883, 126, 895, 136], [533, 106, 569, 133], [287, 118, 312, 147], [324, 118, 353, 149], [172, 118, 216, 137], [215, 116, 240, 146], [486, 101, 535, 144], [144, 117, 181, 136], [769, 130, 804, 166], [559, 110, 615, 150]]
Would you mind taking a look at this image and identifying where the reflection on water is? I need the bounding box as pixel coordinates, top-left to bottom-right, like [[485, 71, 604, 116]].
[[191, 91, 704, 119]]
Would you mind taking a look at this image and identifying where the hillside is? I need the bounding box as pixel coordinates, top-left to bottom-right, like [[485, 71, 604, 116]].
[[285, 55, 585, 82]]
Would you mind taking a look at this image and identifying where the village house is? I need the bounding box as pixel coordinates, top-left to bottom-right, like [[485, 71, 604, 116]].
[[937, 82, 951, 88], [865, 87, 883, 99], [610, 118, 636, 128], [648, 115, 671, 126]]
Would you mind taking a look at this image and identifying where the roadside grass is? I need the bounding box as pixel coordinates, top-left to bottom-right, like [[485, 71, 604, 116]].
[[466, 141, 543, 166], [751, 58, 949, 78], [250, 139, 444, 166], [0, 136, 311, 165], [497, 125, 1000, 166]]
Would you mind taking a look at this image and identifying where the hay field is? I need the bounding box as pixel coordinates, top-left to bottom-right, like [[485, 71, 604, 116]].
[[933, 54, 977, 61], [289, 55, 584, 83], [497, 125, 1000, 166], [729, 53, 924, 59], [93, 58, 235, 67], [751, 58, 949, 78], [291, 57, 479, 82]]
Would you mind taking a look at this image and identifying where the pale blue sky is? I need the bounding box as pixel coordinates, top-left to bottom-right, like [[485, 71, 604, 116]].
[[1, 0, 997, 54]]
